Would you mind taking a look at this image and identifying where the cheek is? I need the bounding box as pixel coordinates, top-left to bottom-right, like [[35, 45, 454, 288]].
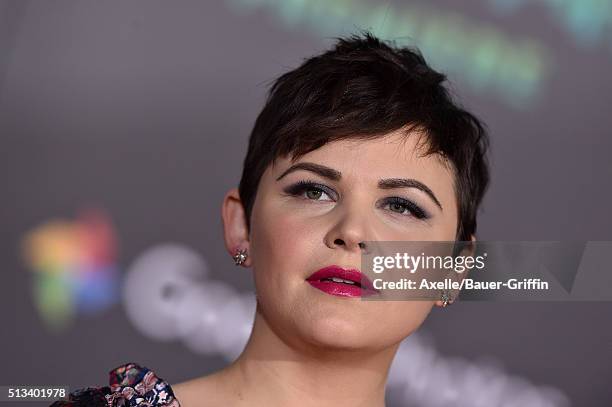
[[249, 200, 321, 291], [430, 217, 459, 241], [377, 216, 458, 242]]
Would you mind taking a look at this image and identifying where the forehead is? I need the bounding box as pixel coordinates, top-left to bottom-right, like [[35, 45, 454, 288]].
[[272, 130, 455, 188]]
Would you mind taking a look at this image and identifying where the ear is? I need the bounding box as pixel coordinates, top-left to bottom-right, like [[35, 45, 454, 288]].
[[459, 234, 478, 257], [221, 187, 252, 267], [435, 234, 477, 307]]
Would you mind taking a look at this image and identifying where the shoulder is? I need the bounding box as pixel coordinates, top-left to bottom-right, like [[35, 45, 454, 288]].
[[50, 362, 181, 407], [172, 369, 236, 407]]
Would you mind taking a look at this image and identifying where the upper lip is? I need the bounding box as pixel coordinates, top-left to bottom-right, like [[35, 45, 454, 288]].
[[306, 265, 378, 292]]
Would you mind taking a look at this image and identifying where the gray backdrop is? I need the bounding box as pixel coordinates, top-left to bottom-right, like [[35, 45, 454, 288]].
[[1, 0, 611, 406]]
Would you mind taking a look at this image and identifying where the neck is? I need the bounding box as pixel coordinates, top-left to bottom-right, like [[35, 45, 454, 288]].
[[219, 307, 398, 407]]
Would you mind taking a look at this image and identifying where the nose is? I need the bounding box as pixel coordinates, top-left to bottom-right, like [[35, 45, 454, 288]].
[[324, 204, 370, 254]]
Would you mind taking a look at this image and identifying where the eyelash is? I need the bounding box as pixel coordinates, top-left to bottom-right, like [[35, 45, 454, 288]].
[[283, 180, 430, 220]]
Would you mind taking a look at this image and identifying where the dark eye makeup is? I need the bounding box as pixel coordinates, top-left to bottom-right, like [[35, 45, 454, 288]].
[[283, 180, 337, 201], [282, 180, 431, 220]]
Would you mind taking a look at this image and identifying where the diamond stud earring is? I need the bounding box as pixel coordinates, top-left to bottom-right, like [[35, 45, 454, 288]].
[[233, 248, 248, 266], [440, 290, 452, 307]]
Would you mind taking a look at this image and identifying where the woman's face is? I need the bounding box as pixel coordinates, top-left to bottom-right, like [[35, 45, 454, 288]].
[[246, 129, 459, 351]]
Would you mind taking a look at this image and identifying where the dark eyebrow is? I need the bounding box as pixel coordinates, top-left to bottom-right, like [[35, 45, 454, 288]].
[[275, 162, 341, 182], [276, 162, 442, 211], [378, 178, 443, 211]]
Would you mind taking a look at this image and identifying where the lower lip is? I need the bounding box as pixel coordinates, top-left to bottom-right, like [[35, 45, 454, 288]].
[[307, 280, 377, 298]]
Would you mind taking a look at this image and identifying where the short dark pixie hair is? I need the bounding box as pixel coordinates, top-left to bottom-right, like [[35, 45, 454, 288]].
[[238, 32, 490, 241]]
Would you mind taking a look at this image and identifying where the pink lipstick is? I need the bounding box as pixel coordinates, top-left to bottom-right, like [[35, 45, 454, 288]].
[[306, 265, 378, 298]]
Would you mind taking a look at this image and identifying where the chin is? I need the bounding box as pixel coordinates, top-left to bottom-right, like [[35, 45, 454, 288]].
[[295, 313, 384, 352]]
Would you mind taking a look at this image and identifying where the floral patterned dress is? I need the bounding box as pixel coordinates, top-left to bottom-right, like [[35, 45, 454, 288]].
[[49, 362, 181, 406]]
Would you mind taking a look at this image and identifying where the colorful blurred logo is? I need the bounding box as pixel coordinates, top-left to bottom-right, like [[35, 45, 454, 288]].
[[21, 209, 120, 332]]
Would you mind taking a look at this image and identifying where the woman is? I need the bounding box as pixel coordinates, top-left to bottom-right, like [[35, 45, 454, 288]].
[[51, 32, 489, 407]]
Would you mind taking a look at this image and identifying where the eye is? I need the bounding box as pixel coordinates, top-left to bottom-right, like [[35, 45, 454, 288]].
[[382, 197, 429, 220], [284, 180, 336, 202]]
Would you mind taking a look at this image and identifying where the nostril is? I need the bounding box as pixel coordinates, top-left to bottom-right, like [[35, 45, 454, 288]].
[[334, 238, 345, 246]]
